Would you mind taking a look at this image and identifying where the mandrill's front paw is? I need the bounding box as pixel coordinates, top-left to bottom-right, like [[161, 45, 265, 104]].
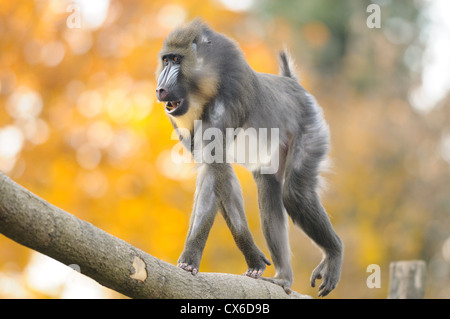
[[177, 262, 199, 275], [244, 267, 265, 279], [177, 251, 201, 276], [243, 253, 271, 279]]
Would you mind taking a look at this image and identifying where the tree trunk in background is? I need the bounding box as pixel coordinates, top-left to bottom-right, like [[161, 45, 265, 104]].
[[388, 261, 426, 299]]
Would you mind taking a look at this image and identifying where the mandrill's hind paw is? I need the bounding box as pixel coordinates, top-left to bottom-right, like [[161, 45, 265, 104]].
[[260, 277, 292, 294], [310, 254, 342, 297]]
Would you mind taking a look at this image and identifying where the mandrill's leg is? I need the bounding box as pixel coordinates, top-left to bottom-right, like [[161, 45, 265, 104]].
[[218, 164, 271, 278], [282, 126, 343, 297], [253, 172, 293, 293], [178, 163, 270, 277], [177, 165, 219, 274]]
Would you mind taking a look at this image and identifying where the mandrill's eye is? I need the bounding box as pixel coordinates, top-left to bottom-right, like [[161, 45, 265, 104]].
[[163, 57, 169, 65], [173, 56, 180, 63]]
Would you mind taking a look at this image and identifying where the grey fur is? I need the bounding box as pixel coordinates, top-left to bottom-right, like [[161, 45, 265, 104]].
[[156, 20, 343, 297]]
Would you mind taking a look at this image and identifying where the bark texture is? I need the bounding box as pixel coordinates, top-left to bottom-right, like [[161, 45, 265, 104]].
[[388, 260, 426, 299], [0, 172, 310, 299]]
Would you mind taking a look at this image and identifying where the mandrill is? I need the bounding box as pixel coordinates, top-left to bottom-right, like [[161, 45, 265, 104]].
[[155, 19, 343, 297]]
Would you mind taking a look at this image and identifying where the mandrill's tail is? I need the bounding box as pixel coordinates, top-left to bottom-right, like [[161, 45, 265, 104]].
[[278, 50, 299, 82]]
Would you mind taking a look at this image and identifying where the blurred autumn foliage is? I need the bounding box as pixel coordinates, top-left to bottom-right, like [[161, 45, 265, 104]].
[[1, 0, 450, 299]]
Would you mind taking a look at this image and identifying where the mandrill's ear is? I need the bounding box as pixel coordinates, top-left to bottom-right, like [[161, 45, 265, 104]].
[[191, 42, 197, 55]]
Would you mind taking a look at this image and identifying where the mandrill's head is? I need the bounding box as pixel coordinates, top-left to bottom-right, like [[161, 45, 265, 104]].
[[155, 19, 221, 130]]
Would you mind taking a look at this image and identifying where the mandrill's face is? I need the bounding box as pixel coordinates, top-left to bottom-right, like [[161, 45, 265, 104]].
[[155, 21, 219, 132], [156, 52, 188, 117]]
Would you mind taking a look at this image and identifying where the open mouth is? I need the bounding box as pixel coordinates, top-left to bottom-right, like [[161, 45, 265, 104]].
[[165, 99, 183, 113]]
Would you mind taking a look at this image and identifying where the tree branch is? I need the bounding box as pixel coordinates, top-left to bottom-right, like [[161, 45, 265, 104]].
[[0, 172, 309, 299]]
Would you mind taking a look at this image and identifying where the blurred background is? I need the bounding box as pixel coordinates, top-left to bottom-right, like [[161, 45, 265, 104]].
[[0, 0, 449, 299]]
